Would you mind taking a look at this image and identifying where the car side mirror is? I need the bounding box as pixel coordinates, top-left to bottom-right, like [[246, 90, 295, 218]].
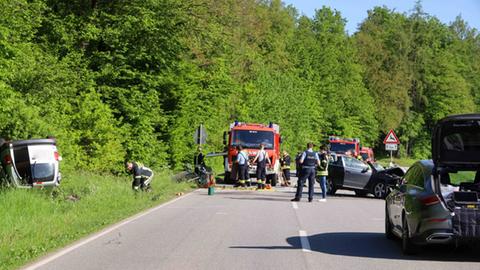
[[361, 167, 369, 173]]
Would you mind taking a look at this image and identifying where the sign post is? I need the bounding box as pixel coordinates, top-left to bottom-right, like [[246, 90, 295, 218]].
[[383, 129, 400, 167], [194, 124, 207, 145]]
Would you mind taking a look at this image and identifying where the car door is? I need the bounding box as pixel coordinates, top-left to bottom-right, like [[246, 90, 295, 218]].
[[327, 155, 344, 186], [343, 157, 372, 189], [390, 163, 423, 229]]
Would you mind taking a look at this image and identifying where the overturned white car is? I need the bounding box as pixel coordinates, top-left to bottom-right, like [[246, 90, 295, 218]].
[[0, 138, 61, 188]]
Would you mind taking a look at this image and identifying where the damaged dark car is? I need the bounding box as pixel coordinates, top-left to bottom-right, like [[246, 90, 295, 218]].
[[325, 154, 405, 199], [386, 114, 480, 254]]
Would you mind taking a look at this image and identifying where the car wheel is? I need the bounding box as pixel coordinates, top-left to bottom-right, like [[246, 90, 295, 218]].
[[327, 178, 336, 195], [402, 215, 418, 255], [385, 205, 395, 240], [373, 182, 387, 199]]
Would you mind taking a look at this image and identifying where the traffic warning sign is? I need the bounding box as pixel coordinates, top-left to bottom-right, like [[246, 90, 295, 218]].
[[383, 130, 400, 144]]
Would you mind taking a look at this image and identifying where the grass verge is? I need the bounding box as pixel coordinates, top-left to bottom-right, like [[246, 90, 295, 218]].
[[376, 157, 417, 168], [0, 171, 194, 270]]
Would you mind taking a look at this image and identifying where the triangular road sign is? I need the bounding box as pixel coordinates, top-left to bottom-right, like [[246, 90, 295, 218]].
[[383, 129, 400, 144]]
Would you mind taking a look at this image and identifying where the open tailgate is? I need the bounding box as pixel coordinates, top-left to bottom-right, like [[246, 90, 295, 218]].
[[432, 114, 480, 168]]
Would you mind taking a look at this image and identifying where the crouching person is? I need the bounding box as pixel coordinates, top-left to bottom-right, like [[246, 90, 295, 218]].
[[126, 161, 154, 191]]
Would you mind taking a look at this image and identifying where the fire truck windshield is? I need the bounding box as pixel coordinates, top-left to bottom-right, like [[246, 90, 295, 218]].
[[231, 130, 274, 149], [330, 143, 355, 153]]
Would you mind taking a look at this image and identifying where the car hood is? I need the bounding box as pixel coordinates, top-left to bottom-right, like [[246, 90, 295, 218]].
[[432, 114, 480, 169], [381, 167, 405, 177]]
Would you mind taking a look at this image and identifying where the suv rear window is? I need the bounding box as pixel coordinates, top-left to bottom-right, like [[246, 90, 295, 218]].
[[437, 120, 480, 165], [32, 163, 55, 182]]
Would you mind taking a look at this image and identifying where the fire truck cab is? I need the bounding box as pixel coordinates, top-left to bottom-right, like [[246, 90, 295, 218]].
[[328, 136, 361, 156], [359, 147, 375, 162], [223, 122, 281, 185]]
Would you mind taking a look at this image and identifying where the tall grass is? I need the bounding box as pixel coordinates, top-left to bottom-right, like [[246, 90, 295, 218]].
[[376, 157, 417, 168], [0, 171, 194, 270]]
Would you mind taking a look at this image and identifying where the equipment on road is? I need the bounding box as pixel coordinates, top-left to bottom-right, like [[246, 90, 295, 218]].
[[222, 121, 282, 186], [172, 163, 214, 189]]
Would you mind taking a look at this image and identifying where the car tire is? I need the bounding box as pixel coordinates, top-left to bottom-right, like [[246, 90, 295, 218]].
[[373, 182, 387, 199], [402, 215, 418, 255], [385, 205, 395, 240], [327, 178, 337, 195]]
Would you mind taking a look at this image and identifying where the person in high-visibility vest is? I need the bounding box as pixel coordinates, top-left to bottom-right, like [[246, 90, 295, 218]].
[[280, 151, 291, 186], [126, 161, 154, 191], [317, 145, 329, 202]]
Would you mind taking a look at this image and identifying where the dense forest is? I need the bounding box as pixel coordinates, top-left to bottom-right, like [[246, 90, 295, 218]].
[[0, 0, 479, 172]]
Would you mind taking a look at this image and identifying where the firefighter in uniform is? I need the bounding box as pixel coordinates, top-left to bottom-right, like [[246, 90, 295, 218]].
[[236, 145, 249, 187], [252, 143, 271, 189], [280, 151, 291, 186], [126, 161, 154, 191], [292, 142, 320, 202]]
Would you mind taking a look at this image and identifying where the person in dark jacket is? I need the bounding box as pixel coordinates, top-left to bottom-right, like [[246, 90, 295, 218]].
[[292, 143, 320, 202], [194, 147, 205, 175], [295, 152, 302, 177], [126, 162, 154, 191]]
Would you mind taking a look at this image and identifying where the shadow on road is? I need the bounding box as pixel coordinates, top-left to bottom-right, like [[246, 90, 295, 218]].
[[231, 232, 480, 262], [329, 193, 380, 200], [226, 196, 292, 202]]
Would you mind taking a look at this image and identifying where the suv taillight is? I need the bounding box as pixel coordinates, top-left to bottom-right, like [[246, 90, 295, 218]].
[[54, 151, 60, 161], [420, 195, 440, 206], [3, 155, 12, 165]]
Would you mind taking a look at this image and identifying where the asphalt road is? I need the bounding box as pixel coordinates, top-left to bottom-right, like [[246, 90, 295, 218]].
[[26, 178, 480, 270]]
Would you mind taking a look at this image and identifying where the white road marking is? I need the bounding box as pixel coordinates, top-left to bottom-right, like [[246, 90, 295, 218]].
[[22, 191, 197, 270], [292, 202, 299, 209], [299, 230, 312, 253]]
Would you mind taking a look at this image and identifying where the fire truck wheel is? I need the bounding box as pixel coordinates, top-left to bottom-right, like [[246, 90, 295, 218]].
[[268, 174, 277, 186], [224, 172, 233, 184]]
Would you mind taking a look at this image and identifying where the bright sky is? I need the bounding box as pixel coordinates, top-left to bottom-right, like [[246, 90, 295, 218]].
[[283, 0, 480, 34]]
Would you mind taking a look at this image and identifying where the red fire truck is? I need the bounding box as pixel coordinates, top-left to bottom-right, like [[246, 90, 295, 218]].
[[328, 136, 361, 156], [223, 122, 281, 186], [359, 147, 375, 162]]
